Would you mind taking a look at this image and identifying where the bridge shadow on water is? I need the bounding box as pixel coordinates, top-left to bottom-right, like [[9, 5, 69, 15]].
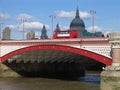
[[26, 72, 100, 84], [3, 60, 102, 84], [16, 70, 101, 85]]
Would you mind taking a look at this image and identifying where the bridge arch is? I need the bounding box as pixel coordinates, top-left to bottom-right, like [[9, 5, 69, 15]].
[[1, 44, 112, 66]]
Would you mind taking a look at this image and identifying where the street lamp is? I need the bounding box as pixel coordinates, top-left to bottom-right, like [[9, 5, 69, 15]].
[[90, 10, 96, 35], [0, 22, 3, 40], [21, 18, 26, 40], [49, 15, 56, 38], [0, 22, 3, 63]]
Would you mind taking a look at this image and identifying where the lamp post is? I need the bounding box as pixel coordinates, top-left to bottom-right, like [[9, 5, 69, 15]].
[[0, 22, 3, 63], [49, 15, 56, 38], [21, 18, 26, 40], [90, 10, 96, 35], [0, 22, 3, 40]]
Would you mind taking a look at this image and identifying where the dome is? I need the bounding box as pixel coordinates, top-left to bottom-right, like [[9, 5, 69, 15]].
[[70, 18, 85, 28], [70, 8, 85, 30]]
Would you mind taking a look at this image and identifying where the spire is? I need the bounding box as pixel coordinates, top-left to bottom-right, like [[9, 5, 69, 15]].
[[41, 25, 48, 39], [75, 6, 80, 18], [42, 25, 46, 33], [55, 23, 60, 30]]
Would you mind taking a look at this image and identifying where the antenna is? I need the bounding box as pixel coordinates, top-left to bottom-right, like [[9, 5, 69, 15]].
[[90, 10, 96, 34]]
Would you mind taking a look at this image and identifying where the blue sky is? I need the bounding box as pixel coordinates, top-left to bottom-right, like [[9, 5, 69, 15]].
[[0, 0, 120, 39]]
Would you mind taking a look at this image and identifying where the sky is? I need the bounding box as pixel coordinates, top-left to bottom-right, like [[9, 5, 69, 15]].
[[0, 0, 120, 39]]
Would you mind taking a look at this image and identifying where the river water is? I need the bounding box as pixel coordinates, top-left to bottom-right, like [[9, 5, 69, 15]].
[[0, 73, 100, 90]]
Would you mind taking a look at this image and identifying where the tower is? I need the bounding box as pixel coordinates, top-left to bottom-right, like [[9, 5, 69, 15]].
[[2, 27, 11, 40], [41, 25, 48, 39], [26, 30, 35, 40], [55, 23, 60, 31]]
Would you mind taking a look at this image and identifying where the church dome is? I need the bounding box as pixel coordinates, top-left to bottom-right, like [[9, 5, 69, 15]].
[[70, 18, 85, 28], [70, 8, 85, 30]]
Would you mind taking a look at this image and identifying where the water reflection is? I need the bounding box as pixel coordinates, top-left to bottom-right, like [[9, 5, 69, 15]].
[[0, 74, 100, 90], [80, 74, 100, 84]]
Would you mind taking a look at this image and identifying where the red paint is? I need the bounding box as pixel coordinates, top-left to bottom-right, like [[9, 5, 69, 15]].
[[53, 30, 78, 38], [1, 44, 112, 66]]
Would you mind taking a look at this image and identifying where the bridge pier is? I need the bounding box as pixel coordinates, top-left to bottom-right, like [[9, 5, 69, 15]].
[[101, 32, 120, 90]]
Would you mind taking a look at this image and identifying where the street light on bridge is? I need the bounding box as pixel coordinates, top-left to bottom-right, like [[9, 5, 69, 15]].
[[21, 18, 26, 40], [0, 22, 3, 40], [49, 15, 56, 38], [0, 22, 3, 63], [90, 10, 96, 35]]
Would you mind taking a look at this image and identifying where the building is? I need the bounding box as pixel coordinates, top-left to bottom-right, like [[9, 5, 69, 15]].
[[26, 31, 35, 40], [55, 23, 60, 31], [2, 27, 11, 40], [41, 25, 48, 39], [54, 8, 104, 38], [70, 7, 86, 37]]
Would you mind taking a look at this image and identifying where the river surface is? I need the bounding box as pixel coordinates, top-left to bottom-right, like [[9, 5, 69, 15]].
[[0, 73, 100, 90]]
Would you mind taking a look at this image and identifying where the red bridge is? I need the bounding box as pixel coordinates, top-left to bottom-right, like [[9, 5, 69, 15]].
[[0, 37, 112, 66]]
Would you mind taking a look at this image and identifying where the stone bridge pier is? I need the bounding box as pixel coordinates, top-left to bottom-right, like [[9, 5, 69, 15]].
[[101, 32, 120, 90]]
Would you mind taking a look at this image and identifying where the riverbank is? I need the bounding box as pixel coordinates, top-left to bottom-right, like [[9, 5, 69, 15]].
[[0, 63, 21, 77]]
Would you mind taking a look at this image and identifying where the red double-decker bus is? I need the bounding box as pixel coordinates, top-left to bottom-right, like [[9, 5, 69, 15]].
[[53, 30, 78, 39]]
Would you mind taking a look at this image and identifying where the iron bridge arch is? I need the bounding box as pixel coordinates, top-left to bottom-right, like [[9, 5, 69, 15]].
[[1, 44, 112, 66]]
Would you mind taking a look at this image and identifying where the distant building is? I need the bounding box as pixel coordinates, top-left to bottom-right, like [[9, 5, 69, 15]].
[[55, 23, 61, 31], [2, 27, 11, 40], [26, 31, 35, 40], [69, 7, 86, 37], [41, 25, 48, 39], [54, 23, 61, 33], [54, 7, 104, 38]]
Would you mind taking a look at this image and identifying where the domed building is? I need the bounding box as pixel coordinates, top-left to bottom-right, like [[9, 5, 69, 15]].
[[54, 8, 104, 38], [70, 8, 86, 37]]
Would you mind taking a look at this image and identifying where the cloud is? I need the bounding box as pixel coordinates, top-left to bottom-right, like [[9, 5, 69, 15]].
[[55, 10, 91, 19], [57, 24, 69, 30], [7, 21, 51, 31], [55, 10, 75, 18], [0, 13, 10, 21], [87, 26, 102, 32], [8, 24, 20, 30], [17, 13, 36, 22], [79, 11, 91, 19], [87, 25, 112, 36], [24, 22, 50, 30], [6, 13, 51, 31]]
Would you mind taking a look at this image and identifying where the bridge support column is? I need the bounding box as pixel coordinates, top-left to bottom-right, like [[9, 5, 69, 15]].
[[101, 32, 120, 90]]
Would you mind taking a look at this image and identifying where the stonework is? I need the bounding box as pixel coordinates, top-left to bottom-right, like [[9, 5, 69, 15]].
[[101, 32, 120, 90], [109, 32, 120, 41], [109, 32, 120, 48], [109, 32, 120, 66], [101, 71, 120, 90], [104, 65, 120, 71]]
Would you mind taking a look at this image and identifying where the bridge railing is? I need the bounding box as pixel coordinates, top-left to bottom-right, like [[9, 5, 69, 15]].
[[0, 37, 108, 43]]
